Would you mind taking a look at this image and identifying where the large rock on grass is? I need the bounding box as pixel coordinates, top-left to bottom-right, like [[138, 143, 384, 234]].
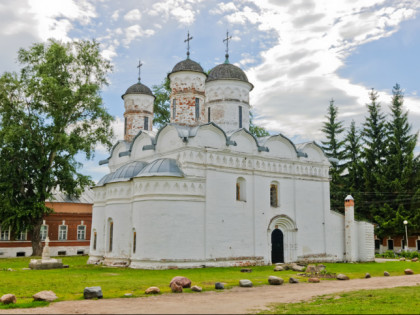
[[404, 269, 414, 275], [239, 279, 252, 287], [170, 276, 191, 288], [384, 271, 390, 277], [273, 266, 284, 271], [289, 277, 299, 284], [33, 290, 58, 302], [292, 264, 305, 272], [308, 278, 320, 283], [1, 294, 16, 305], [215, 282, 224, 290], [365, 273, 371, 279], [412, 258, 418, 262], [83, 287, 103, 299], [268, 276, 284, 285], [336, 274, 349, 280], [191, 285, 202, 292], [145, 287, 160, 294], [170, 282, 183, 293]]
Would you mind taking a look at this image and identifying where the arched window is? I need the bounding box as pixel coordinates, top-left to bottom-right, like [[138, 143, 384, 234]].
[[133, 229, 137, 254], [236, 177, 246, 201], [270, 182, 279, 207], [195, 98, 200, 120], [144, 117, 149, 130], [108, 219, 114, 252], [238, 106, 243, 128]]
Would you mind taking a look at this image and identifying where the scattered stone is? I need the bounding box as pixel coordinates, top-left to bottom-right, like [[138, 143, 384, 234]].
[[63, 265, 69, 268], [273, 266, 284, 271], [170, 282, 183, 293], [289, 277, 299, 284], [21, 268, 31, 271], [365, 273, 371, 279], [336, 274, 350, 280], [215, 282, 224, 290], [275, 263, 283, 266], [1, 294, 16, 305], [292, 264, 305, 272], [412, 258, 418, 262], [308, 278, 320, 283], [7, 268, 15, 272], [316, 264, 326, 272], [33, 290, 58, 302], [241, 268, 252, 273], [145, 287, 160, 294], [239, 279, 253, 287], [405, 269, 414, 275], [400, 257, 406, 261], [170, 276, 191, 288], [124, 293, 133, 297], [268, 276, 284, 285], [384, 271, 390, 277], [306, 264, 317, 273], [191, 285, 202, 292], [83, 287, 103, 299]]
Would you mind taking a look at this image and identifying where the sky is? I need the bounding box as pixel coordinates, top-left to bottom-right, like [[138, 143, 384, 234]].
[[0, 0, 419, 182]]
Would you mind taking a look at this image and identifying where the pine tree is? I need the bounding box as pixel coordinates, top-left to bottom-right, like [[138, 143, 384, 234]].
[[321, 99, 345, 212], [360, 88, 388, 223]]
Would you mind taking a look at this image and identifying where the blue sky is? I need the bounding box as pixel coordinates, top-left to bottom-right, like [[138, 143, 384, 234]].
[[0, 0, 419, 182]]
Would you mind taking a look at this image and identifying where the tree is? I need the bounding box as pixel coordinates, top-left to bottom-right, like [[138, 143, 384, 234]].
[[375, 84, 419, 237], [320, 99, 346, 211], [249, 111, 270, 138], [0, 40, 113, 255], [360, 88, 388, 223], [151, 77, 170, 127]]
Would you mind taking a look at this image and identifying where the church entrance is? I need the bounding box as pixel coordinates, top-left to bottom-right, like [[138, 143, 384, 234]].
[[271, 228, 284, 263]]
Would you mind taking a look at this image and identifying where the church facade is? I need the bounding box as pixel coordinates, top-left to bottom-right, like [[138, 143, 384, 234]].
[[88, 44, 374, 269]]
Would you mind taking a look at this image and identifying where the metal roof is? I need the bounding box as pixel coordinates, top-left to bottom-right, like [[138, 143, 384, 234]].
[[206, 63, 253, 89], [170, 58, 204, 74], [136, 158, 184, 178], [121, 82, 154, 99], [47, 188, 94, 204], [96, 161, 148, 186]]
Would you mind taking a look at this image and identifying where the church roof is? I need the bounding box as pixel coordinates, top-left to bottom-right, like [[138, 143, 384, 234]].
[[170, 58, 205, 74], [206, 63, 252, 88], [136, 158, 183, 177], [97, 161, 148, 186], [121, 82, 154, 99]]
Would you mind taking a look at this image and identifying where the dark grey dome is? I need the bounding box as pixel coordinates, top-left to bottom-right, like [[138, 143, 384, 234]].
[[206, 63, 249, 83], [171, 58, 204, 74], [96, 161, 148, 186], [136, 158, 183, 177], [121, 82, 154, 99]]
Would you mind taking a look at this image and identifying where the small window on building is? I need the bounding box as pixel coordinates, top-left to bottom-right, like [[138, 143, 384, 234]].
[[58, 225, 68, 240], [40, 225, 48, 241], [77, 225, 86, 240], [238, 106, 243, 128], [77, 250, 84, 255], [387, 239, 394, 250], [236, 177, 246, 202], [93, 231, 97, 251], [133, 230, 137, 254], [417, 240, 420, 251], [401, 239, 406, 250], [195, 98, 200, 120], [17, 230, 27, 241], [172, 99, 176, 118], [208, 107, 211, 123], [375, 239, 381, 250], [270, 183, 278, 207], [109, 220, 114, 252], [144, 116, 149, 130], [58, 251, 66, 256], [0, 226, 10, 241], [16, 252, 26, 257]]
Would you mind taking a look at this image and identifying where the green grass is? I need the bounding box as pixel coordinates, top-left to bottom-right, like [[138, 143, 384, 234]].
[[259, 286, 420, 314], [1, 257, 419, 309]]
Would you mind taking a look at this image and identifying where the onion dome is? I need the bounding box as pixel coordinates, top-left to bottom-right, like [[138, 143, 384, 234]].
[[136, 158, 183, 177], [121, 82, 154, 99], [206, 63, 250, 84], [170, 58, 205, 74], [96, 161, 148, 186]]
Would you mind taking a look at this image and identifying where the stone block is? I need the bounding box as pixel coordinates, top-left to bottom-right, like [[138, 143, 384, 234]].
[[268, 276, 284, 285], [239, 279, 252, 287], [83, 286, 103, 299], [33, 290, 58, 302]]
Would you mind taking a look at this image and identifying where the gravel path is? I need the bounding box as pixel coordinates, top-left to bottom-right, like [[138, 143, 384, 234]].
[[2, 274, 420, 314]]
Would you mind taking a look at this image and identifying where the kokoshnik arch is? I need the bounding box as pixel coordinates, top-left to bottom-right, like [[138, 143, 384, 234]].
[[88, 33, 375, 269]]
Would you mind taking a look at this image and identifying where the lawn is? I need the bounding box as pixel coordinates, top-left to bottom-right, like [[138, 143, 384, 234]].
[[1, 256, 419, 309]]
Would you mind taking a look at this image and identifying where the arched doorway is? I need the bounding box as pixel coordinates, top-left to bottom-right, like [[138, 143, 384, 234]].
[[271, 228, 284, 263]]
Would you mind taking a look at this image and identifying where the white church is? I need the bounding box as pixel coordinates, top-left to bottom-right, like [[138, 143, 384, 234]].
[[88, 35, 374, 269]]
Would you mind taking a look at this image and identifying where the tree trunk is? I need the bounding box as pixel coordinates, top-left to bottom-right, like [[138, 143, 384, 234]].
[[31, 219, 43, 256]]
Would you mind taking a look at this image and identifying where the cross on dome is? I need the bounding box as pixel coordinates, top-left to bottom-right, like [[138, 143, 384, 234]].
[[137, 60, 143, 83], [184, 31, 193, 59], [223, 30, 232, 64]]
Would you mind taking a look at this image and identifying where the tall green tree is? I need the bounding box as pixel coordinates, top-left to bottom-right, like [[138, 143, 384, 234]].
[[321, 99, 346, 211], [249, 111, 270, 138], [0, 40, 113, 255], [151, 77, 171, 127], [375, 84, 419, 237], [360, 88, 388, 223]]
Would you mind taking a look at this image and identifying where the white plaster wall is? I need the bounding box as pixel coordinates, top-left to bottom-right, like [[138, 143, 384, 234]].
[[155, 126, 185, 153], [357, 221, 375, 261], [229, 132, 258, 154], [130, 133, 155, 160], [189, 126, 226, 149], [325, 210, 345, 261], [264, 136, 296, 159]]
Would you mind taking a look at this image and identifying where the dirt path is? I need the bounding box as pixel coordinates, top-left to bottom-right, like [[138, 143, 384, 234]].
[[3, 274, 420, 314]]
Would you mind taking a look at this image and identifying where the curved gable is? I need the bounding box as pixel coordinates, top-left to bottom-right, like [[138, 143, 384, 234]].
[[130, 131, 155, 159], [264, 134, 297, 159], [298, 142, 329, 163], [189, 123, 227, 149], [155, 124, 184, 153], [229, 129, 258, 154], [108, 141, 131, 171]]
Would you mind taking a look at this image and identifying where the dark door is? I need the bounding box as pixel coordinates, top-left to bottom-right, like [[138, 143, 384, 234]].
[[271, 228, 284, 263]]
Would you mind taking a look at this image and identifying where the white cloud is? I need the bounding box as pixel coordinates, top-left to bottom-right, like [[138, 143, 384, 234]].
[[123, 9, 141, 22], [123, 25, 155, 46], [147, 0, 202, 25], [111, 9, 120, 21]]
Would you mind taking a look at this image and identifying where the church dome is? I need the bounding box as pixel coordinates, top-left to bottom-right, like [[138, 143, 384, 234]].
[[96, 161, 148, 185], [206, 63, 250, 84], [171, 58, 204, 74], [136, 158, 183, 177], [121, 82, 154, 99]]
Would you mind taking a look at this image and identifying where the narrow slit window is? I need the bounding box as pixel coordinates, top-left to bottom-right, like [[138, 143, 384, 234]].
[[144, 117, 149, 130], [124, 117, 127, 135], [133, 231, 137, 254], [270, 184, 278, 207], [236, 183, 240, 201], [109, 221, 114, 252], [208, 107, 211, 123], [172, 99, 176, 119], [93, 231, 97, 250], [239, 106, 243, 128], [195, 98, 200, 120]]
